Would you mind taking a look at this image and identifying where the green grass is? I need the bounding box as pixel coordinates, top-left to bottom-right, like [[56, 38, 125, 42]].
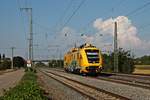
[[135, 65, 150, 69], [0, 70, 47, 100], [133, 65, 150, 75]]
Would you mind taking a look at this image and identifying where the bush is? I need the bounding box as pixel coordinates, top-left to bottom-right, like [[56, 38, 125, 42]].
[[13, 56, 26, 68], [25, 67, 36, 72], [102, 48, 135, 74], [1, 71, 47, 100], [0, 60, 11, 70]]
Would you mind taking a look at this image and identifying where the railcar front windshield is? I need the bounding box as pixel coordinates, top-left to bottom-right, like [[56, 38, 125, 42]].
[[85, 49, 100, 63]]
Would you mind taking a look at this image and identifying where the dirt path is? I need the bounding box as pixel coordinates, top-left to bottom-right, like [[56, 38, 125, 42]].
[[0, 69, 25, 96]]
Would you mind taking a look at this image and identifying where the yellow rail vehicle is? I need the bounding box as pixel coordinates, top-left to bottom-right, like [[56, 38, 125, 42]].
[[64, 43, 103, 75]]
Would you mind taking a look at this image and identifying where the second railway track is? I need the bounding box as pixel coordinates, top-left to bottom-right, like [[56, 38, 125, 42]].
[[49, 68, 150, 90], [96, 76, 150, 90]]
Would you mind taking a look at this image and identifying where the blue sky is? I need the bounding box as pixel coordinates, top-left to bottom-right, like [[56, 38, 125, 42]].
[[0, 0, 150, 59]]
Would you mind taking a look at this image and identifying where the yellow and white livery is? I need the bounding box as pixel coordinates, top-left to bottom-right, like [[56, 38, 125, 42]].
[[64, 43, 103, 75]]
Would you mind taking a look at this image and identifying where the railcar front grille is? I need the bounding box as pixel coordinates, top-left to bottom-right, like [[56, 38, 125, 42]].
[[86, 66, 99, 72]]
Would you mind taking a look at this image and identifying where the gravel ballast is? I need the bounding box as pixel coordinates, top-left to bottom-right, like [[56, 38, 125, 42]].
[[37, 71, 90, 100], [44, 68, 150, 100]]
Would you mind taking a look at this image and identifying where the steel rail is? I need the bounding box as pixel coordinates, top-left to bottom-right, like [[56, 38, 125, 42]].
[[39, 69, 95, 100], [40, 69, 129, 100], [43, 68, 150, 89], [96, 76, 150, 90], [42, 68, 150, 90]]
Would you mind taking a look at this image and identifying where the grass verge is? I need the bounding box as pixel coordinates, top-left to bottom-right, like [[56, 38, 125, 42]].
[[133, 65, 150, 75], [0, 70, 47, 100]]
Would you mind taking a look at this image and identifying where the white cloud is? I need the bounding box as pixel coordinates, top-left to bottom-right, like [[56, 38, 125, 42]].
[[93, 18, 113, 35], [51, 16, 150, 57], [92, 16, 150, 56]]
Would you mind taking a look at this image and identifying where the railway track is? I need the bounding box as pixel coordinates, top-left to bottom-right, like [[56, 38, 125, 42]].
[[39, 69, 129, 100], [47, 68, 150, 90], [101, 72, 150, 80], [96, 76, 150, 90], [98, 72, 150, 90]]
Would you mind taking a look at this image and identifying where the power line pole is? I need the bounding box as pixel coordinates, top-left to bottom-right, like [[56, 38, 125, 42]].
[[11, 47, 15, 69], [114, 21, 118, 73], [20, 8, 33, 67], [59, 49, 62, 68]]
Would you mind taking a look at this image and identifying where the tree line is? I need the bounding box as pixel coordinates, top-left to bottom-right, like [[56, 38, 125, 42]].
[[33, 48, 150, 74], [102, 48, 135, 74], [134, 55, 150, 65], [0, 54, 26, 70], [36, 48, 135, 74], [35, 60, 63, 68]]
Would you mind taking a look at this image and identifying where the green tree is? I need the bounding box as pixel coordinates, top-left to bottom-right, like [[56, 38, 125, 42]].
[[48, 59, 64, 68], [2, 54, 5, 60], [0, 54, 1, 64], [102, 54, 113, 72], [135, 55, 150, 65], [0, 53, 1, 60], [13, 56, 26, 68], [35, 62, 47, 67], [102, 48, 135, 73], [49, 60, 56, 67], [0, 59, 11, 70], [117, 48, 135, 73]]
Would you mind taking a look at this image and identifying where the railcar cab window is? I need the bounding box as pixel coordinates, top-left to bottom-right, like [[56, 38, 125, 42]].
[[85, 49, 99, 63]]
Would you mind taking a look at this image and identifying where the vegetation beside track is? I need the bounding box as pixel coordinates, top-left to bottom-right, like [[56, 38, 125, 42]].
[[0, 69, 47, 100], [102, 48, 135, 74]]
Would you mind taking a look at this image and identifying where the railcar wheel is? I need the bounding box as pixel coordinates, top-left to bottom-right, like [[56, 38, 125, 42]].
[[64, 68, 68, 72]]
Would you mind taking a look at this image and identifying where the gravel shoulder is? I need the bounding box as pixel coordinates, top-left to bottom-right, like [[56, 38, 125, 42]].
[[0, 69, 15, 75], [0, 69, 25, 96]]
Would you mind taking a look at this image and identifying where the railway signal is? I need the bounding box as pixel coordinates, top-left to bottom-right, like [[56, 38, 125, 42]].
[[27, 60, 32, 68]]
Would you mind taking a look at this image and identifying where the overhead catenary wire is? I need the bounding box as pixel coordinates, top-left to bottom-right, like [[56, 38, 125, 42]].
[[32, 20, 54, 32], [76, 1, 150, 53], [31, 1, 74, 37], [18, 1, 149, 59], [117, 1, 150, 26], [17, 0, 28, 38], [92, 1, 150, 39], [17, 0, 150, 38], [78, 0, 127, 34], [22, 1, 74, 39], [61, 0, 86, 29], [110, 0, 128, 19], [55, 0, 74, 30], [31, 1, 74, 41], [52, 0, 86, 49], [92, 1, 150, 33], [17, 0, 33, 59], [126, 1, 150, 17]]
